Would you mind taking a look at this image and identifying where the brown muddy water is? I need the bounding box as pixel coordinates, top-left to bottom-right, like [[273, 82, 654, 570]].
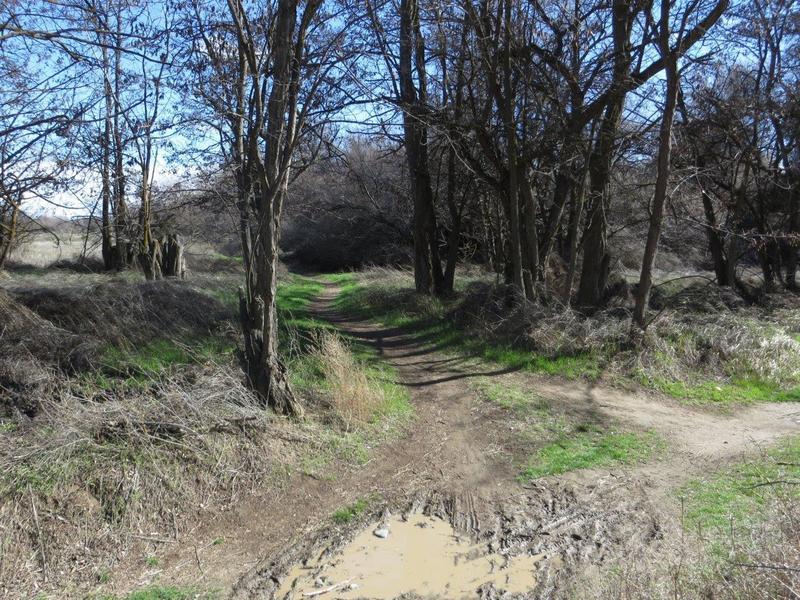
[[276, 513, 546, 598]]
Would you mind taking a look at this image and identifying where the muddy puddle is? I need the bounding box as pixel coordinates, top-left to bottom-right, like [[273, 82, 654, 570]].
[[276, 513, 548, 599]]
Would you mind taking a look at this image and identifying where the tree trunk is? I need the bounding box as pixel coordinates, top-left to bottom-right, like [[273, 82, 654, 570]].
[[576, 0, 632, 308], [564, 164, 588, 303], [138, 183, 160, 280], [399, 0, 442, 296], [239, 180, 302, 417], [576, 100, 621, 307], [540, 132, 582, 277], [230, 0, 317, 418], [112, 12, 130, 271], [0, 202, 19, 269], [101, 39, 114, 270], [520, 174, 540, 300], [139, 238, 163, 281], [633, 11, 680, 330], [700, 187, 729, 285], [162, 234, 185, 278], [784, 178, 798, 290], [505, 159, 527, 297]]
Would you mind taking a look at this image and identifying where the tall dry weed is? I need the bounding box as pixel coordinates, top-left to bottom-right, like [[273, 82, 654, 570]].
[[310, 331, 383, 430]]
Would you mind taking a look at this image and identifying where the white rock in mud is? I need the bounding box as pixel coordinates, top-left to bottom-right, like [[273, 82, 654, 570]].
[[373, 527, 390, 539]]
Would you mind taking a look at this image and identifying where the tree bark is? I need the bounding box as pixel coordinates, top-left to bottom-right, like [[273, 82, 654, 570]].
[[520, 173, 539, 300], [112, 8, 129, 270], [576, 0, 632, 308], [633, 0, 680, 330], [100, 36, 113, 270], [0, 201, 18, 269], [162, 234, 185, 278], [228, 0, 320, 417], [399, 0, 442, 295]]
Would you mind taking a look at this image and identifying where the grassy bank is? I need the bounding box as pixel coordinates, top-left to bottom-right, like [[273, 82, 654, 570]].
[[0, 268, 410, 597], [331, 268, 800, 406], [331, 270, 602, 380]]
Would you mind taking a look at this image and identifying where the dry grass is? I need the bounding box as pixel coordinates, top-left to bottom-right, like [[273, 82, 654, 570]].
[[309, 331, 384, 431], [566, 499, 800, 599], [0, 258, 412, 596], [340, 267, 800, 401], [0, 366, 293, 596], [8, 231, 100, 268]]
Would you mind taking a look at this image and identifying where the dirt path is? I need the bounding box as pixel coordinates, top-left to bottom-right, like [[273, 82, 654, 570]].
[[121, 283, 800, 598]]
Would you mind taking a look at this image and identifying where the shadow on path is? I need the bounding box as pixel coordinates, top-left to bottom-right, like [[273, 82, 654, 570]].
[[309, 283, 522, 388]]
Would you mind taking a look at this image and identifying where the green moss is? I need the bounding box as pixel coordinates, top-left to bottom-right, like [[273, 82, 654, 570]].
[[680, 436, 800, 531], [520, 429, 661, 480]]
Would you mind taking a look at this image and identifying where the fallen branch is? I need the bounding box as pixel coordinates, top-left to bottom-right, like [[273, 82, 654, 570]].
[[745, 480, 800, 489], [28, 485, 48, 583], [130, 534, 176, 544], [303, 578, 354, 597], [731, 562, 800, 573]]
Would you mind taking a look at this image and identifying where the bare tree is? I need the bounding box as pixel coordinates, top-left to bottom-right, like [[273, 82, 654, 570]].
[[189, 0, 350, 414]]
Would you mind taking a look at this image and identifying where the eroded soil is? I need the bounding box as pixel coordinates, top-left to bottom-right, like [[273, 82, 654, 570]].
[[113, 283, 800, 599]]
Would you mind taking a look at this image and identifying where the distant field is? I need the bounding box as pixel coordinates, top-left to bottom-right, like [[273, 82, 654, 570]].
[[9, 231, 100, 266]]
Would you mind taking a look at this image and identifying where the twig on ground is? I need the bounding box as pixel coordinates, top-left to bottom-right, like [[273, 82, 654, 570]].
[[731, 562, 800, 573], [130, 534, 175, 544], [28, 485, 48, 583], [303, 578, 354, 597], [745, 480, 800, 489]]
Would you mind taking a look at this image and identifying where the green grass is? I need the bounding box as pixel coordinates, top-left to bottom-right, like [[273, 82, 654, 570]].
[[99, 586, 218, 600], [650, 376, 800, 405], [332, 497, 370, 524], [267, 274, 413, 478], [291, 338, 413, 479], [473, 378, 660, 480], [87, 275, 326, 390], [476, 379, 549, 415], [479, 344, 601, 379], [321, 272, 358, 285], [680, 436, 800, 531], [277, 276, 326, 314], [95, 337, 235, 384], [335, 273, 800, 403], [520, 429, 661, 480]]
